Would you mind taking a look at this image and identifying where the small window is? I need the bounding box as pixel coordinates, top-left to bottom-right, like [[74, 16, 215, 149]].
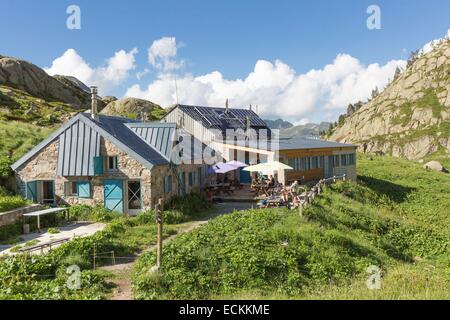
[[188, 172, 194, 187], [341, 154, 347, 166], [349, 154, 355, 165], [164, 176, 172, 193], [65, 181, 78, 196], [65, 181, 91, 198], [107, 156, 118, 171]]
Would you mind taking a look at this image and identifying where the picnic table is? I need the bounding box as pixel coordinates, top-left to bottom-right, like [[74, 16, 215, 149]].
[[210, 183, 234, 195], [23, 207, 69, 232]]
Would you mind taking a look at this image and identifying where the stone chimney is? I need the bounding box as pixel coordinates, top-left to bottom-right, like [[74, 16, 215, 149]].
[[246, 116, 251, 131], [90, 86, 98, 120], [225, 98, 229, 114]]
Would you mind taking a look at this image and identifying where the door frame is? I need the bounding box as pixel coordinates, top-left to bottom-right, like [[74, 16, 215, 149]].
[[126, 180, 142, 216]]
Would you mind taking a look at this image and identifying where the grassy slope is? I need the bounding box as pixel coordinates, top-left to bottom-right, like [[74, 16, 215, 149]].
[[132, 154, 450, 299]]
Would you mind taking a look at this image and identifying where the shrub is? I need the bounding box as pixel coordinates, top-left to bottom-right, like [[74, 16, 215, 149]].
[[0, 222, 22, 242], [163, 210, 186, 224], [166, 193, 211, 217], [68, 205, 120, 222]]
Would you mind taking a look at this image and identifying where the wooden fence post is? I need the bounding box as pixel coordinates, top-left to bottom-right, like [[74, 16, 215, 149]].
[[155, 198, 164, 269]]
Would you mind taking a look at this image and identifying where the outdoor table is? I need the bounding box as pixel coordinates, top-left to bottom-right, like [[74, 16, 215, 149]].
[[23, 207, 68, 233]]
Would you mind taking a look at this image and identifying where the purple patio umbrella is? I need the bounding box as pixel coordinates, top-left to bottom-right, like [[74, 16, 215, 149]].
[[207, 162, 237, 174], [226, 160, 247, 168]]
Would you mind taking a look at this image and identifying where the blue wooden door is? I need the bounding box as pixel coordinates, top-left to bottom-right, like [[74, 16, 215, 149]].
[[104, 180, 124, 213], [26, 181, 37, 202]]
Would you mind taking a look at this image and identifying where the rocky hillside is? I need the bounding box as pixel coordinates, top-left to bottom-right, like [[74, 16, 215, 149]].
[[329, 39, 450, 162], [264, 118, 293, 129], [0, 55, 95, 108], [280, 122, 331, 138], [100, 97, 166, 120]]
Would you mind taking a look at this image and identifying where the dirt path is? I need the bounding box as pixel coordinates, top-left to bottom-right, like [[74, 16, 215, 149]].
[[103, 202, 253, 300]]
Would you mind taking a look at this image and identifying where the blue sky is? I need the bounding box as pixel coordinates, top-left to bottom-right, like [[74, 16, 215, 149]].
[[1, 0, 449, 123]]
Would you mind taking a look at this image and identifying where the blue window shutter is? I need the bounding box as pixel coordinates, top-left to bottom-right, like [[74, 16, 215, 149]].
[[94, 156, 104, 175], [77, 181, 91, 198]]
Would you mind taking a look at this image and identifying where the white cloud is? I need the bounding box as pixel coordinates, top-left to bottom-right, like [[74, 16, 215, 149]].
[[148, 37, 184, 72], [45, 48, 138, 95], [136, 68, 150, 80], [126, 54, 406, 123], [421, 28, 450, 55]]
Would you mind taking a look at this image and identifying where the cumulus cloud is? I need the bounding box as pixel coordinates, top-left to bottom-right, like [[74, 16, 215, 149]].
[[148, 37, 184, 72], [45, 48, 138, 95], [421, 28, 450, 55], [126, 54, 406, 123]]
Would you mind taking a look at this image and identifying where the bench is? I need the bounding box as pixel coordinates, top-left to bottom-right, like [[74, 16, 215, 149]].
[[19, 237, 71, 254]]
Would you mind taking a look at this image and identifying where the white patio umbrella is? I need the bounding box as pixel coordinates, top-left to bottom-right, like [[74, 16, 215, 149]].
[[226, 160, 247, 168], [243, 161, 293, 173]]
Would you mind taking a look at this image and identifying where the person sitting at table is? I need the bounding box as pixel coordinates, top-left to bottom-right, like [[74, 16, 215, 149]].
[[267, 175, 275, 188], [223, 173, 229, 183]]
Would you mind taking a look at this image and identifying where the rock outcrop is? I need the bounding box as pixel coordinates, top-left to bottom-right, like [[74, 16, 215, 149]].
[[100, 97, 166, 120], [328, 39, 450, 161], [0, 55, 91, 108]]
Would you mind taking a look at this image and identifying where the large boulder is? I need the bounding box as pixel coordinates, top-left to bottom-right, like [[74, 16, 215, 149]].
[[423, 161, 447, 172]]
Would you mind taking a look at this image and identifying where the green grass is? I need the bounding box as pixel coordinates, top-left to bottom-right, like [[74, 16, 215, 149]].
[[0, 194, 211, 300], [0, 120, 54, 179], [0, 195, 29, 212], [132, 154, 450, 300]]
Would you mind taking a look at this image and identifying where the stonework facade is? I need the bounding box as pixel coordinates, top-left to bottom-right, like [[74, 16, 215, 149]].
[[15, 136, 207, 215]]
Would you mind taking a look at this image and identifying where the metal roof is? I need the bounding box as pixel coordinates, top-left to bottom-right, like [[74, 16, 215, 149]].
[[83, 114, 170, 167], [277, 137, 356, 150], [175, 104, 269, 131], [11, 113, 172, 172], [126, 122, 177, 160]]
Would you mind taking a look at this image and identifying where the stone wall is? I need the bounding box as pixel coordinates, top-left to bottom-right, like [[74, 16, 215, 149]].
[[15, 136, 208, 213], [0, 204, 43, 227], [149, 163, 207, 208]]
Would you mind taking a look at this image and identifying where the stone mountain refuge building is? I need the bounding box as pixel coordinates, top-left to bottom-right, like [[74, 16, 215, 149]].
[[11, 89, 357, 214]]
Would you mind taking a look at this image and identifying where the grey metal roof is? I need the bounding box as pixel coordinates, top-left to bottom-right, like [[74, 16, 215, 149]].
[[277, 137, 356, 150], [175, 104, 269, 131], [126, 122, 176, 161], [57, 119, 101, 176], [11, 113, 171, 173], [83, 113, 170, 167]]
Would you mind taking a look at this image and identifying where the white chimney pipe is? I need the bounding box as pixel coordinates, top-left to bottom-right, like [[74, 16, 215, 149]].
[[90, 86, 98, 120]]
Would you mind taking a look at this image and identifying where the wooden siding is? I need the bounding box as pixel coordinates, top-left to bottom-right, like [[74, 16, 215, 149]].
[[57, 120, 101, 176], [286, 168, 324, 182]]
